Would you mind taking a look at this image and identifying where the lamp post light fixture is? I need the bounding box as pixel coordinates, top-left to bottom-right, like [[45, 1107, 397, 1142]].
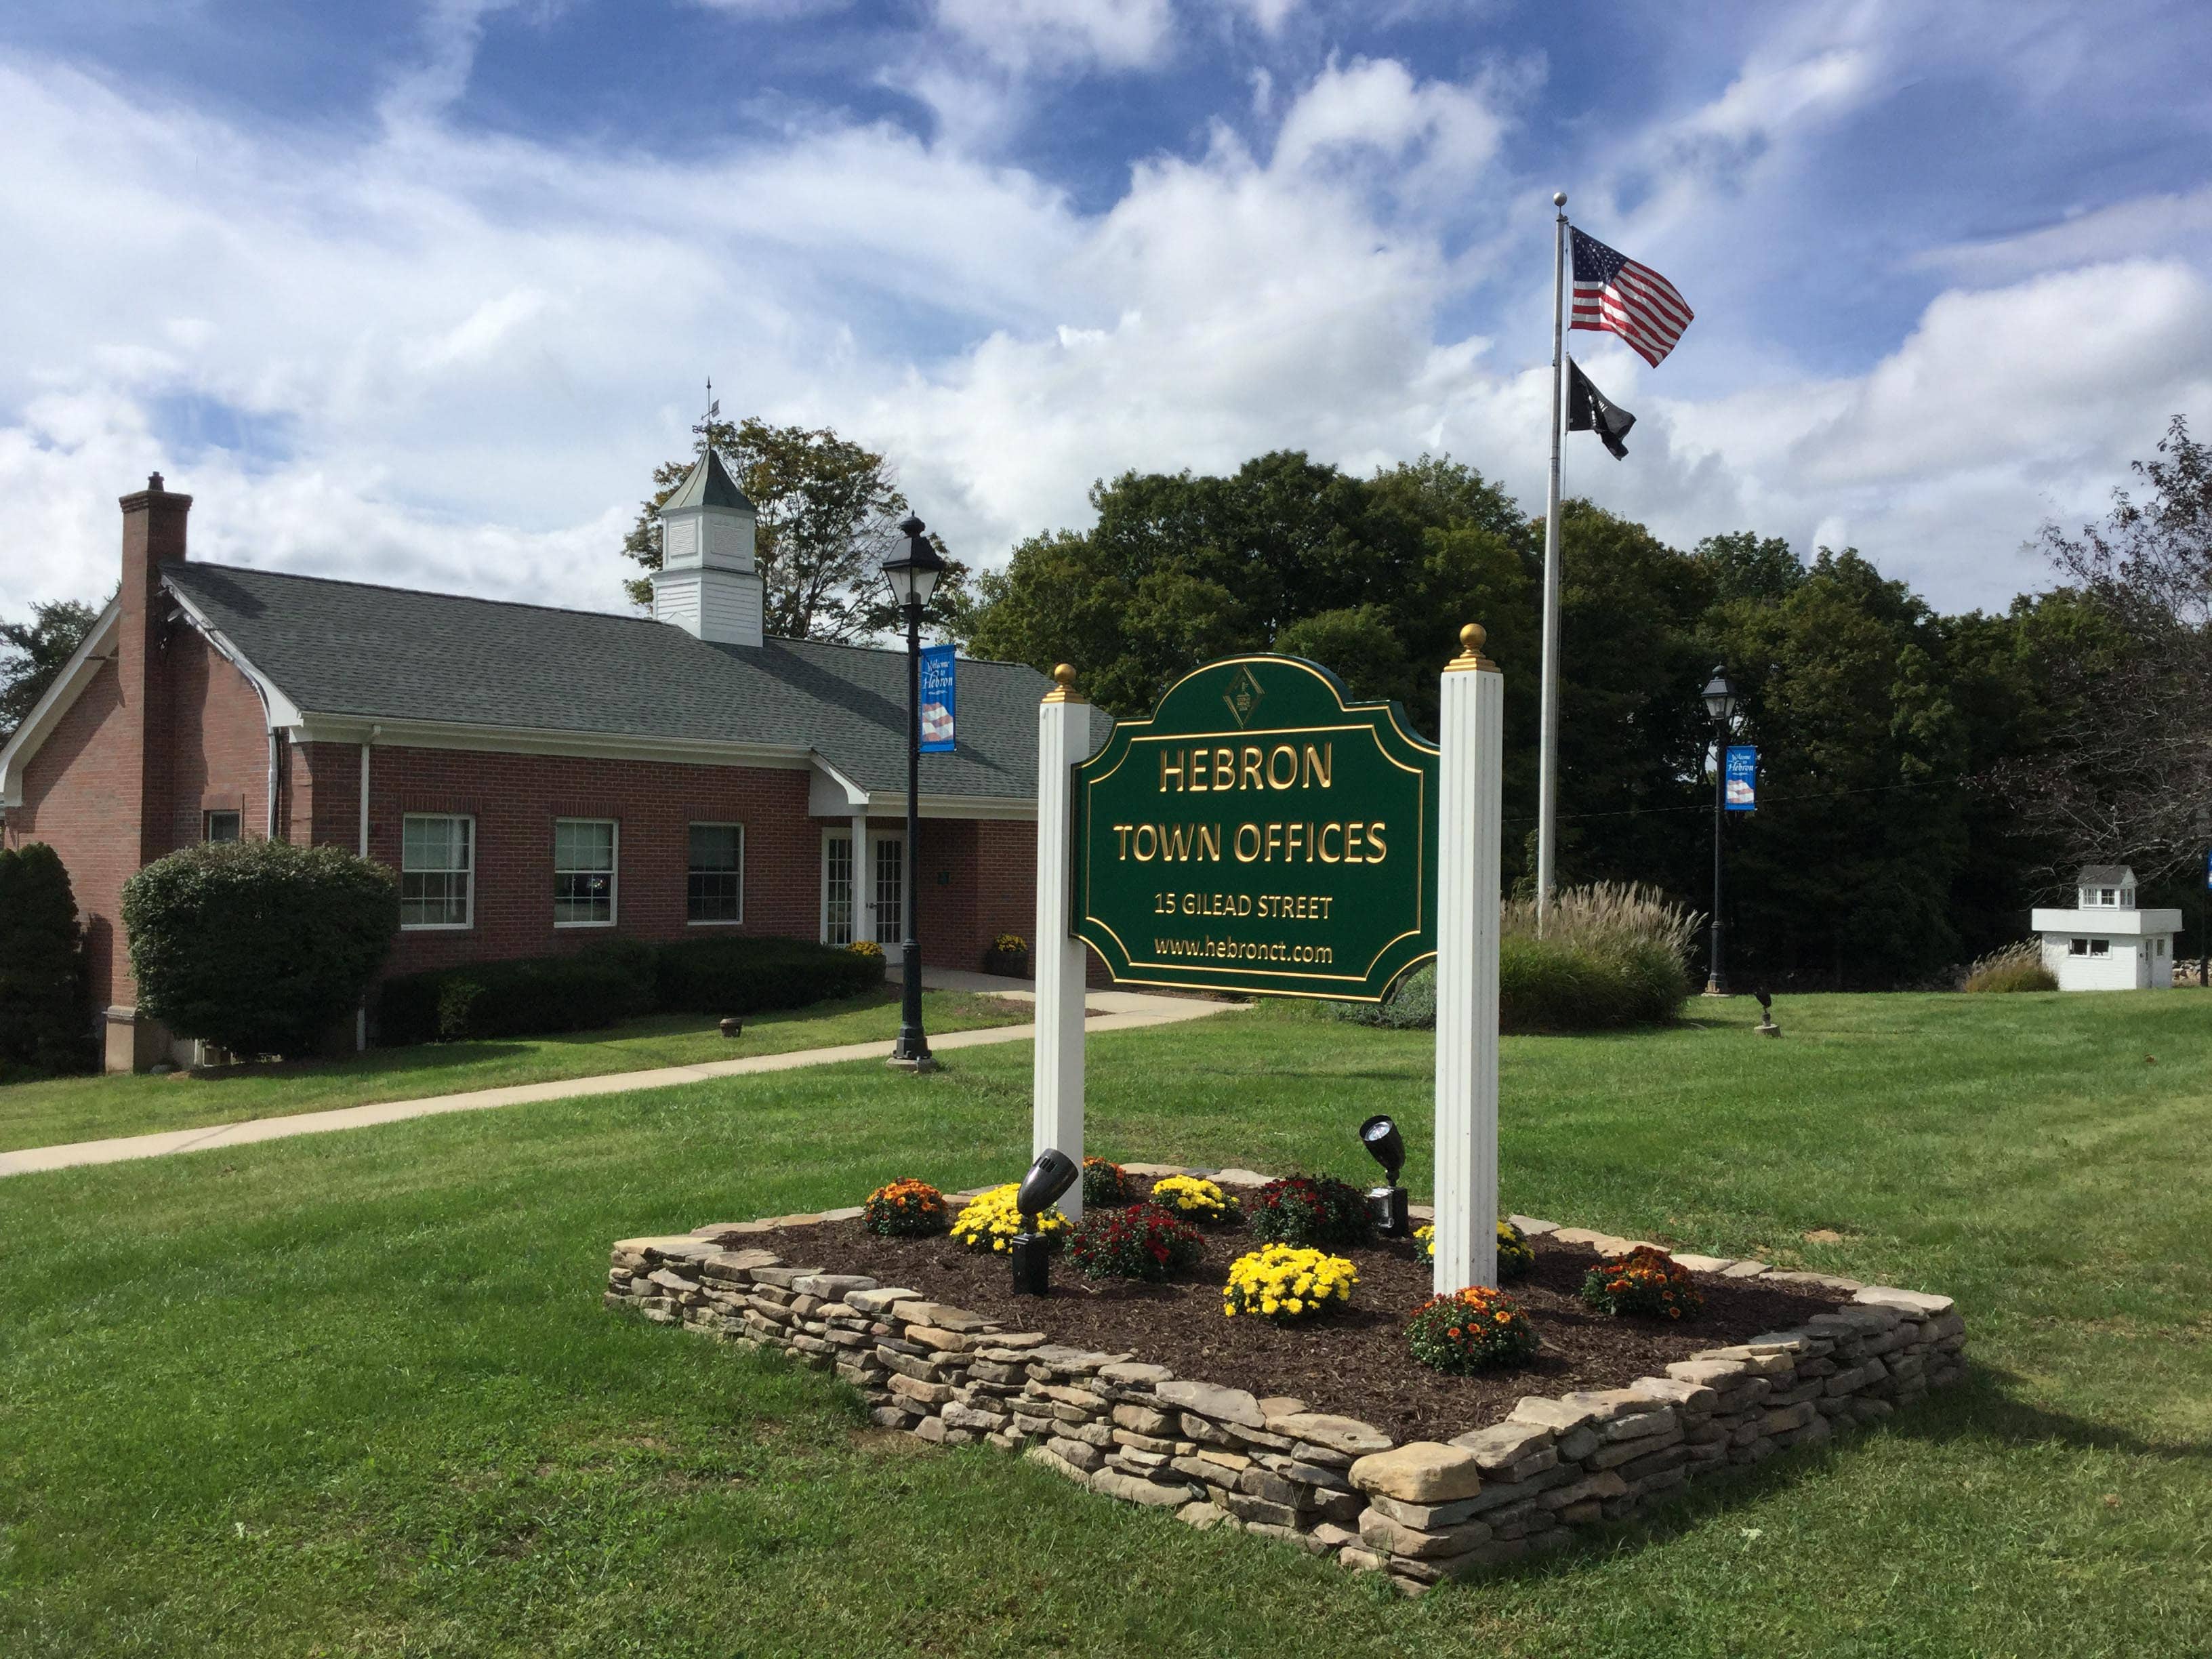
[[882, 516, 947, 1071], [1357, 1113, 1412, 1237], [1010, 1147, 1079, 1295], [1701, 667, 1740, 998]]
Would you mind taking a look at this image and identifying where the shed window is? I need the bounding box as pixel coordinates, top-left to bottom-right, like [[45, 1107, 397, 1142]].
[[2089, 938, 2110, 958], [554, 819, 617, 926], [2100, 888, 2118, 906], [401, 814, 474, 929], [687, 823, 743, 924], [2068, 939, 2088, 956]]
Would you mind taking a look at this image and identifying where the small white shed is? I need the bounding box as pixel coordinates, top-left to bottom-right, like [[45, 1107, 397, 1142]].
[[2031, 865, 2182, 991]]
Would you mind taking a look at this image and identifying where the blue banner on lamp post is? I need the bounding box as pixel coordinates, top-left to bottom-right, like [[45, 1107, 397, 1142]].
[[919, 644, 956, 753], [1724, 745, 1757, 811]]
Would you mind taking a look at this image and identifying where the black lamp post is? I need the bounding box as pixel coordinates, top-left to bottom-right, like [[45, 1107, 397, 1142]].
[[882, 516, 946, 1071], [1702, 667, 1740, 997]]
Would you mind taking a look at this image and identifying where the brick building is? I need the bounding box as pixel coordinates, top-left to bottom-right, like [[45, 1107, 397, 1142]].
[[1, 462, 1105, 1071]]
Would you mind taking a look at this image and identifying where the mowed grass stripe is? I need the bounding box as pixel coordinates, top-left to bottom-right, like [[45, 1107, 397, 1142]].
[[0, 992, 2207, 1656]]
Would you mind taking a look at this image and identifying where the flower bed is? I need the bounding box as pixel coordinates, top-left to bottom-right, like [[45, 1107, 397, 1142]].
[[605, 1161, 1968, 1596]]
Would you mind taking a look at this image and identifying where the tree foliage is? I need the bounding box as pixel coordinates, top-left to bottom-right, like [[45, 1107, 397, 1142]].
[[1996, 415, 2212, 884], [122, 840, 398, 1059], [2, 598, 102, 741], [619, 413, 970, 641], [0, 842, 91, 1080], [959, 441, 2152, 989]]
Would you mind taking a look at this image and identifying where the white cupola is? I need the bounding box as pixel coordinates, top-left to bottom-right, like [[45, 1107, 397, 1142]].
[[650, 448, 764, 647]]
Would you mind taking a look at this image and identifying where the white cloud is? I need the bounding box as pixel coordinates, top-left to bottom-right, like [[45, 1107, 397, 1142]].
[[1914, 187, 2212, 283], [931, 0, 1176, 74], [0, 14, 2205, 640]]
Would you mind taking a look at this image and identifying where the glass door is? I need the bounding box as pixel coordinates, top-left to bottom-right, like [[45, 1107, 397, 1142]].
[[822, 831, 854, 946], [873, 833, 905, 947]]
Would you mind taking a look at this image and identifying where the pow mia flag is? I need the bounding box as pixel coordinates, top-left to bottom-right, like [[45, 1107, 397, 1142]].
[[1565, 357, 1636, 459]]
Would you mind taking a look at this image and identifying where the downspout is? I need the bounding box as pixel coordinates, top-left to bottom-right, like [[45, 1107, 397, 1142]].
[[356, 726, 380, 1050]]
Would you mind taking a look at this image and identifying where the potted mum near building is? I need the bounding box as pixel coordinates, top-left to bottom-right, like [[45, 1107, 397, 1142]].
[[983, 933, 1030, 978]]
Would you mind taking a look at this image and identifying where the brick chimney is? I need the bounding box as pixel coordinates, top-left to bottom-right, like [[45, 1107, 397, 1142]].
[[116, 472, 191, 867]]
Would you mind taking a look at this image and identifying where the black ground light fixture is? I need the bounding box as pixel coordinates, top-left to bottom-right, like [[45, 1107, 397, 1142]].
[[1357, 1114, 1412, 1237], [1702, 666, 1740, 998], [1010, 1147, 1079, 1296], [882, 516, 947, 1071]]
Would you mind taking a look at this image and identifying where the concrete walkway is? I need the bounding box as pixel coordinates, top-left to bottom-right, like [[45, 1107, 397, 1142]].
[[0, 976, 1237, 1180]]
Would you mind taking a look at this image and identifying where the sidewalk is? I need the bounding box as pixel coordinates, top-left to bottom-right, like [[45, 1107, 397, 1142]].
[[0, 976, 1239, 1180]]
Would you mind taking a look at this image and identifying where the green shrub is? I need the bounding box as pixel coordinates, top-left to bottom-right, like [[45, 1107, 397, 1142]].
[[0, 842, 91, 1080], [378, 947, 655, 1045], [1963, 939, 2057, 993], [655, 934, 882, 1014], [1246, 1174, 1374, 1247], [122, 840, 397, 1059]]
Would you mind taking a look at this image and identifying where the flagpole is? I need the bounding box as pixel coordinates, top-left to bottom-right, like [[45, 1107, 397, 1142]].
[[1536, 190, 1567, 933]]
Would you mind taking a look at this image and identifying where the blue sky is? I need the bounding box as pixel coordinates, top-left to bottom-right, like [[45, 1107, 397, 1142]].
[[4, 0, 2210, 621]]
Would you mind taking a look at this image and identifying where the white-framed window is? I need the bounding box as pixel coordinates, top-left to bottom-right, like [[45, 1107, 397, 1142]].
[[821, 829, 855, 946], [401, 813, 474, 929], [874, 833, 905, 947], [688, 823, 744, 925], [554, 819, 617, 926], [203, 810, 242, 843], [2089, 938, 2110, 958], [2068, 938, 2088, 956], [2155, 937, 2167, 957]]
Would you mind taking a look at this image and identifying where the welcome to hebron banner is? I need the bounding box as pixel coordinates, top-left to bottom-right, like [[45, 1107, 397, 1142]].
[[1071, 655, 1439, 1001]]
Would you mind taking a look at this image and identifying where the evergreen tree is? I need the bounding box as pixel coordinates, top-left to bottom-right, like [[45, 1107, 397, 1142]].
[[0, 842, 90, 1079]]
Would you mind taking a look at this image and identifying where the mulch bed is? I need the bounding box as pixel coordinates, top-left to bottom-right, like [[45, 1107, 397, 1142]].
[[756, 1212, 1851, 1443]]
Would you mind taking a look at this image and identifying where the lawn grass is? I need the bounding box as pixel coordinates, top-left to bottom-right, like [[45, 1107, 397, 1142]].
[[0, 989, 1028, 1153], [2, 989, 2209, 1656]]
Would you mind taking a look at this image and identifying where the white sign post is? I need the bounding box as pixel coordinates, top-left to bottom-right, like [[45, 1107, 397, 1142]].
[[1432, 626, 1504, 1293], [1032, 664, 1090, 1221]]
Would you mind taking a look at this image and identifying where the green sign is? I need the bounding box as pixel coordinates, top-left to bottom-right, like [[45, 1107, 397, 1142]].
[[1073, 655, 1439, 1000]]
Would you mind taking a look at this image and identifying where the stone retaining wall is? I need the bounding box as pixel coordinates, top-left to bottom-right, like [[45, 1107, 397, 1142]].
[[603, 1168, 1967, 1597]]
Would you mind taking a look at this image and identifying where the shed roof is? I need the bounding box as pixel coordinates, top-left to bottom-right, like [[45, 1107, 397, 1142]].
[[2076, 865, 2135, 886]]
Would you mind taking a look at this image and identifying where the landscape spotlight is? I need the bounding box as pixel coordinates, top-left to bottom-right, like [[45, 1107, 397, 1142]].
[[1010, 1147, 1078, 1296], [1357, 1114, 1411, 1237]]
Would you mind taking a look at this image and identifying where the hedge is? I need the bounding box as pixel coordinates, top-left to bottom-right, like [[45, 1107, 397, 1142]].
[[121, 840, 398, 1059], [0, 842, 91, 1080], [378, 934, 883, 1045]]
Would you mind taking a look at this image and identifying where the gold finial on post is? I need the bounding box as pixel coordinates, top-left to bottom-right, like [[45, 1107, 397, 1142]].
[[1447, 623, 1498, 673], [1042, 662, 1089, 703]]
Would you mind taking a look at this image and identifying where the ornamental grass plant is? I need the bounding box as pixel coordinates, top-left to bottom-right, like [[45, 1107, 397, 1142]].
[[1334, 881, 1698, 1033], [1406, 1286, 1540, 1374], [1963, 939, 2058, 992], [860, 1179, 949, 1237], [1580, 1245, 1706, 1321], [1246, 1174, 1372, 1247], [949, 1183, 1072, 1253], [1067, 1203, 1203, 1282], [1222, 1244, 1357, 1322]]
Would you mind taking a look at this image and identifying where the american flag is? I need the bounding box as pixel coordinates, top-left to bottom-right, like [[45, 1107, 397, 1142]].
[[1570, 228, 1693, 367]]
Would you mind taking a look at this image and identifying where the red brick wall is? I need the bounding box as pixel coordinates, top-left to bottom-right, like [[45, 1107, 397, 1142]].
[[6, 628, 269, 1010]]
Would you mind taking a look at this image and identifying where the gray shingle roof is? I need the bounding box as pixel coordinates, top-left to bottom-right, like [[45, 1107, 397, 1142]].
[[2077, 865, 2133, 885], [164, 562, 1108, 802]]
